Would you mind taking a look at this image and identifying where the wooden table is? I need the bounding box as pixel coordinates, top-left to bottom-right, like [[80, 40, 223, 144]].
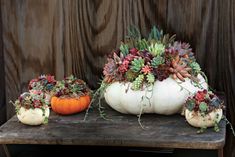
[[0, 102, 226, 157]]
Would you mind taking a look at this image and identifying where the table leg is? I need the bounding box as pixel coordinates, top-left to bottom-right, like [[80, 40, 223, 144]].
[[218, 148, 223, 157], [0, 144, 11, 157]]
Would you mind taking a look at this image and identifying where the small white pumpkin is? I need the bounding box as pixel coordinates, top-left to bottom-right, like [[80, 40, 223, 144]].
[[185, 109, 223, 128], [17, 106, 50, 125], [104, 74, 208, 115]]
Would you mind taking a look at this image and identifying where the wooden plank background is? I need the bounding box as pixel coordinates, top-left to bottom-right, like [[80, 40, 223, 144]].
[[0, 0, 6, 125], [0, 0, 234, 156]]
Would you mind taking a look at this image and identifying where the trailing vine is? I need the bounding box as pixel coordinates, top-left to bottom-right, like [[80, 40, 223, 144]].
[[83, 80, 111, 121]]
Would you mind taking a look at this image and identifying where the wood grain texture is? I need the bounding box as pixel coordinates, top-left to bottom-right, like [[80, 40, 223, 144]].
[[217, 1, 235, 157], [0, 105, 226, 149], [71, 0, 168, 88], [0, 0, 6, 125], [1, 0, 65, 118], [1, 0, 235, 156]]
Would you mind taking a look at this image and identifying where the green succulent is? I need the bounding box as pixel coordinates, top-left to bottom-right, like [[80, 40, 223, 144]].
[[130, 58, 145, 72], [186, 99, 195, 111], [189, 61, 201, 75], [125, 70, 138, 82], [199, 102, 208, 113], [146, 73, 155, 84], [148, 26, 163, 41], [161, 34, 176, 45], [148, 43, 165, 56], [131, 74, 144, 90], [136, 39, 148, 51], [120, 44, 129, 56], [151, 56, 165, 68]]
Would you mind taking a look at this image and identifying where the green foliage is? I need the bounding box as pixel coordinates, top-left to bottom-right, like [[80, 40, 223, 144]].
[[213, 121, 220, 132], [148, 43, 165, 56], [126, 70, 138, 82], [146, 73, 155, 84], [126, 25, 141, 40], [187, 100, 195, 111], [161, 34, 176, 45], [130, 58, 145, 72], [199, 102, 208, 113], [132, 74, 144, 90], [84, 80, 110, 121], [151, 56, 165, 68], [189, 61, 201, 75], [43, 116, 49, 124], [197, 126, 207, 134], [120, 44, 129, 56], [136, 39, 148, 51], [148, 26, 163, 41]]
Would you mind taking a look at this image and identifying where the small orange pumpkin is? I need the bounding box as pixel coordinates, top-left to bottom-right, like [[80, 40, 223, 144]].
[[51, 95, 91, 115]]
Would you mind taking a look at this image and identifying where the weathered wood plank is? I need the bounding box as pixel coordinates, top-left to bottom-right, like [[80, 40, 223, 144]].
[[0, 105, 226, 149], [218, 1, 235, 157], [0, 0, 6, 125], [1, 0, 235, 156], [167, 0, 219, 86], [1, 0, 65, 118], [70, 0, 168, 88]]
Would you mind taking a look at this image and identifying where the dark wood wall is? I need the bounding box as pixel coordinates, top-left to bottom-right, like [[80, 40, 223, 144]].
[[1, 0, 235, 156], [0, 0, 6, 125]]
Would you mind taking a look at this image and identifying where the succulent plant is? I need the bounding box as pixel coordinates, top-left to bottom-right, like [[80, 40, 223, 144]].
[[148, 42, 165, 56], [103, 58, 118, 83], [130, 58, 145, 72], [120, 43, 129, 56], [168, 55, 191, 81], [189, 61, 201, 75], [141, 65, 152, 74], [125, 69, 138, 82], [148, 26, 163, 41], [131, 74, 144, 90], [151, 56, 165, 68], [146, 73, 155, 84], [136, 39, 149, 51], [153, 64, 170, 81]]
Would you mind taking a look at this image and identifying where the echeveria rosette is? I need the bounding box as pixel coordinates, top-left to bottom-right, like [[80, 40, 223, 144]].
[[28, 75, 56, 93], [52, 75, 91, 98]]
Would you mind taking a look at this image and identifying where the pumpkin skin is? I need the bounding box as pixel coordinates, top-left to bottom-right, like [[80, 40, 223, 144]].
[[51, 95, 90, 115], [17, 106, 50, 125], [104, 74, 208, 115], [185, 109, 223, 128]]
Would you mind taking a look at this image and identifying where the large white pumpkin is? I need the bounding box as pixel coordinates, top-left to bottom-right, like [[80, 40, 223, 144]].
[[185, 109, 223, 128], [17, 107, 50, 125], [104, 74, 208, 115]]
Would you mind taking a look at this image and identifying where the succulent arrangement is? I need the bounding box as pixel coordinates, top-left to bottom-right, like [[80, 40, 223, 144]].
[[10, 90, 50, 125], [184, 89, 227, 133], [13, 90, 49, 113], [185, 90, 224, 115], [85, 26, 208, 121], [52, 75, 91, 98], [102, 26, 202, 90], [28, 75, 57, 93]]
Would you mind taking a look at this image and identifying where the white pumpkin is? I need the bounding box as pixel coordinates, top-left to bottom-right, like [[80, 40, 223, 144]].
[[17, 107, 50, 125], [104, 74, 208, 115], [185, 109, 223, 128]]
